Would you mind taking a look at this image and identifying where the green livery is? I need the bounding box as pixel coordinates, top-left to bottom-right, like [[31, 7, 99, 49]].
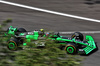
[[5, 26, 97, 55]]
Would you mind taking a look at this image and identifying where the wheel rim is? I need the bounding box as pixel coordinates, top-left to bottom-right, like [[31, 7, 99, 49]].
[[8, 42, 16, 49], [67, 46, 74, 53]]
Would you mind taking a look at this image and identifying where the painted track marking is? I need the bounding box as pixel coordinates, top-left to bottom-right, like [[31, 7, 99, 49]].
[[59, 31, 100, 34], [0, 0, 100, 34], [0, 0, 100, 23]]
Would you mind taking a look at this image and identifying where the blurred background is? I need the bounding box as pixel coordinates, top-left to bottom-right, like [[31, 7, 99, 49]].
[[0, 0, 100, 66]]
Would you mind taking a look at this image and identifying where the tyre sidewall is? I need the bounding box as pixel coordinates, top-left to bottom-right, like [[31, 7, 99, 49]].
[[7, 38, 19, 51], [65, 43, 77, 54]]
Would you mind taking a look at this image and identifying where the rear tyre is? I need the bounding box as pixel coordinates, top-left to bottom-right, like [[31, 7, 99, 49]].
[[15, 28, 26, 36], [71, 32, 84, 41], [17, 28, 27, 32], [65, 43, 77, 54], [16, 28, 26, 43], [7, 38, 19, 51]]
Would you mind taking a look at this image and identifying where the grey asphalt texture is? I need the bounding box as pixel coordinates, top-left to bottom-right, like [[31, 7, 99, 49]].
[[0, 0, 100, 66]]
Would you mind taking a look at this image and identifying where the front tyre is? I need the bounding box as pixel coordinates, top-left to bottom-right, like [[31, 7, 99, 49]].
[[71, 32, 84, 41], [65, 43, 77, 54]]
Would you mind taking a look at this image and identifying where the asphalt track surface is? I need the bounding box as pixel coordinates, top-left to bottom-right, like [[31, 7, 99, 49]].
[[0, 0, 100, 66]]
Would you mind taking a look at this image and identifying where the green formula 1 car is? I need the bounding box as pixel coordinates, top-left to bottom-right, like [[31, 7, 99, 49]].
[[5, 26, 97, 55]]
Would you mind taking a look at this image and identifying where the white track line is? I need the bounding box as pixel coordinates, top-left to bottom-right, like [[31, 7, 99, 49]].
[[0, 0, 100, 23], [0, 0, 100, 34], [59, 31, 100, 34]]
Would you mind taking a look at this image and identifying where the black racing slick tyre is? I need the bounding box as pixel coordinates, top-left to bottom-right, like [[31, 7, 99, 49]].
[[65, 43, 77, 54], [17, 28, 27, 32], [15, 28, 26, 36], [71, 32, 84, 41], [7, 38, 19, 51]]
